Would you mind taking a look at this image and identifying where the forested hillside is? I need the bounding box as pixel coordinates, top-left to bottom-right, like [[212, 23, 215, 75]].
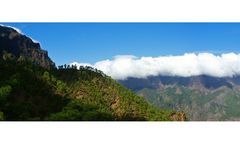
[[0, 60, 185, 120], [0, 25, 185, 121]]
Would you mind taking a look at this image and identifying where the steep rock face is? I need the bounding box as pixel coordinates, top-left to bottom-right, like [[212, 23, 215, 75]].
[[0, 25, 55, 69]]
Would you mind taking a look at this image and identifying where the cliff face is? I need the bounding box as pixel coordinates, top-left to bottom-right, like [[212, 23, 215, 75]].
[[0, 25, 55, 69]]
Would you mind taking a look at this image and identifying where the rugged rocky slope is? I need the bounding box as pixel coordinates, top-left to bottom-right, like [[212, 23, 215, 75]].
[[0, 25, 55, 69], [119, 75, 240, 120]]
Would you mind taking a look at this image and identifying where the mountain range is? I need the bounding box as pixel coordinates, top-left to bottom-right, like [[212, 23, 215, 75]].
[[119, 75, 240, 120]]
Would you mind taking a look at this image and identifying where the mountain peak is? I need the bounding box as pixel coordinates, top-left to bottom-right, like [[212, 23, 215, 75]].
[[0, 25, 55, 69]]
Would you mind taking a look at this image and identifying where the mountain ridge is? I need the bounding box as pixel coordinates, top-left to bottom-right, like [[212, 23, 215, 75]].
[[0, 25, 55, 69], [119, 75, 240, 92], [119, 75, 240, 120]]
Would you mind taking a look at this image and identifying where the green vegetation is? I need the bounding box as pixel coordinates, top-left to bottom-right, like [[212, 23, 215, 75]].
[[0, 25, 185, 121], [0, 59, 68, 120], [138, 86, 240, 120], [0, 59, 182, 121]]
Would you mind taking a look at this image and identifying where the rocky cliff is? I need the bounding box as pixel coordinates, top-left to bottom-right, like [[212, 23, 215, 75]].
[[0, 25, 55, 69]]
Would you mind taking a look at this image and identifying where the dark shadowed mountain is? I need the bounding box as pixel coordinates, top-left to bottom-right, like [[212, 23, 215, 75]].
[[0, 25, 55, 69]]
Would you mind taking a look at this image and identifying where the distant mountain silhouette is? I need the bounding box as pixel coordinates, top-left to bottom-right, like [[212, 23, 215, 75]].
[[119, 75, 240, 92]]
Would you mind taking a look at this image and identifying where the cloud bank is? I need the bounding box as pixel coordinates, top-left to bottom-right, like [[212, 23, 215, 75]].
[[72, 53, 240, 80]]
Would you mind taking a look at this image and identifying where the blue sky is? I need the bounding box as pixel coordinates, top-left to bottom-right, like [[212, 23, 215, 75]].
[[2, 23, 240, 65]]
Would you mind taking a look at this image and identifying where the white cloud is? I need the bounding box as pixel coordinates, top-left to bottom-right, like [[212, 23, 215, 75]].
[[30, 38, 40, 44], [71, 53, 240, 80], [71, 62, 93, 67]]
